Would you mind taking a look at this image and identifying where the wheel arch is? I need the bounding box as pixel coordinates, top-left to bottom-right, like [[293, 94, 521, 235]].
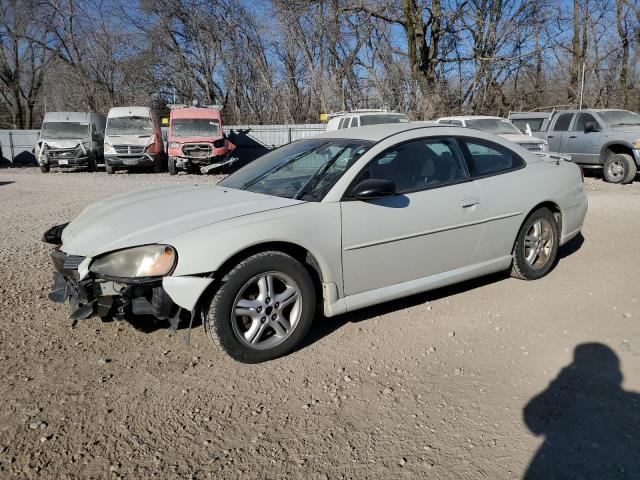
[[600, 142, 635, 164], [514, 201, 562, 250], [205, 241, 326, 309]]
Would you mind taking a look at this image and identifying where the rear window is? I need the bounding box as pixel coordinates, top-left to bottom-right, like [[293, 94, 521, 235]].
[[512, 118, 544, 132], [359, 114, 410, 126], [552, 113, 573, 132]]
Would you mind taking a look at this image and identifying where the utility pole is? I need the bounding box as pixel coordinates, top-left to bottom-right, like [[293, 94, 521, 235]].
[[578, 62, 586, 110]]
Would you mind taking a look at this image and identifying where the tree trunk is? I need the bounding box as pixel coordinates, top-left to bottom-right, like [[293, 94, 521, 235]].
[[568, 0, 581, 104], [616, 0, 629, 109]]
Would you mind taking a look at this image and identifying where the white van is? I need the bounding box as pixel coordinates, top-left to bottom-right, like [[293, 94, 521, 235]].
[[36, 112, 106, 173], [103, 106, 165, 174], [325, 109, 410, 131]]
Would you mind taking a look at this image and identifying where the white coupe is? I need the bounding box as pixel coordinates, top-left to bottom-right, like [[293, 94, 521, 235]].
[[44, 123, 588, 362]]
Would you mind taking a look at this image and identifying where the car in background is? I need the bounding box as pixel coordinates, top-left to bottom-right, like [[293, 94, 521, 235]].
[[436, 115, 548, 153], [44, 123, 586, 363], [167, 105, 236, 174], [508, 112, 554, 139], [103, 106, 165, 174], [527, 109, 640, 184], [325, 109, 410, 131], [36, 112, 106, 173]]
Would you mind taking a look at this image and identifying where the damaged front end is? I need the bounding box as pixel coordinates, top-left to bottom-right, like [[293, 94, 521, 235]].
[[43, 224, 182, 329]]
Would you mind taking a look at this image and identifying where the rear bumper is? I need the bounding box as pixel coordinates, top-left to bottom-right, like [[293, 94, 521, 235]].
[[560, 193, 588, 246]]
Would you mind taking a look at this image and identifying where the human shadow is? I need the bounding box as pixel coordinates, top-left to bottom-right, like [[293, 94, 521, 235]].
[[523, 343, 640, 480]]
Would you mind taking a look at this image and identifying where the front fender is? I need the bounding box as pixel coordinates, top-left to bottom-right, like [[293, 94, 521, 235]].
[[599, 139, 637, 164], [163, 202, 344, 296]]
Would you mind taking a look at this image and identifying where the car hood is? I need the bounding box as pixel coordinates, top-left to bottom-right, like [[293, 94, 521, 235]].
[[105, 134, 153, 146], [61, 186, 303, 257], [499, 133, 546, 144], [40, 139, 84, 149], [609, 125, 640, 135]]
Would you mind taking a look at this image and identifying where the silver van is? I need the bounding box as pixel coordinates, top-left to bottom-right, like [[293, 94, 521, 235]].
[[36, 112, 106, 173]]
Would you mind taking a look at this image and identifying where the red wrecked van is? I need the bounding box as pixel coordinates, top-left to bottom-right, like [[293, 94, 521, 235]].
[[167, 105, 236, 174]]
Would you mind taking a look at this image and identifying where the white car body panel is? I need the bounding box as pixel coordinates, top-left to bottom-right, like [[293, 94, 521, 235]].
[[56, 124, 587, 319]]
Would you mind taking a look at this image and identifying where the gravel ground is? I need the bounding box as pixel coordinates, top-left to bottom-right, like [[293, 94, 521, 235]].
[[0, 166, 639, 479]]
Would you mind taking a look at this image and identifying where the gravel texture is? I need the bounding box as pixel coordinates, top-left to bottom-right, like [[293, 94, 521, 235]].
[[0, 167, 639, 479]]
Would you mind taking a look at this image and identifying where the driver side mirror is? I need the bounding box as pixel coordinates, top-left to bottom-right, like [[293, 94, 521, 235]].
[[585, 121, 601, 133], [351, 179, 396, 200]]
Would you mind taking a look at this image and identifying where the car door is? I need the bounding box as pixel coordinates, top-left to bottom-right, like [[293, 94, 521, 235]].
[[340, 137, 485, 296], [565, 112, 603, 165], [546, 113, 574, 154], [457, 137, 529, 263]]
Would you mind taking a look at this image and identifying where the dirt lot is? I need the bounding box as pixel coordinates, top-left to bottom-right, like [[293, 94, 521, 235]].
[[0, 166, 639, 479]]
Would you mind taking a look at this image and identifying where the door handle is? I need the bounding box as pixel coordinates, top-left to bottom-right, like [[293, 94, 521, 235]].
[[547, 135, 555, 139], [569, 135, 577, 138], [461, 197, 480, 208]]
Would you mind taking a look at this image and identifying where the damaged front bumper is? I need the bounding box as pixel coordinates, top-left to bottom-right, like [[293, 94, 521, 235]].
[[43, 224, 213, 331], [49, 249, 177, 326]]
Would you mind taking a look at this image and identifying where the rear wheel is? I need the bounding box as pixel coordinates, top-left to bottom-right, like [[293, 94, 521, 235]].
[[511, 208, 559, 280], [203, 251, 316, 363], [603, 153, 637, 184]]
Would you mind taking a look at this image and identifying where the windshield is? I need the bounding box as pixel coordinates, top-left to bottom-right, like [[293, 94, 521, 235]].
[[598, 110, 640, 127], [359, 114, 410, 126], [172, 118, 220, 137], [106, 116, 154, 136], [220, 138, 373, 201], [466, 118, 521, 135], [40, 122, 89, 139]]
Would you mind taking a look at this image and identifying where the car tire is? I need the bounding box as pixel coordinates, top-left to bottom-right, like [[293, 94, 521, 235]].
[[603, 153, 637, 184], [40, 164, 50, 173], [152, 155, 164, 173], [105, 162, 115, 174], [511, 207, 560, 280], [168, 156, 177, 175], [203, 251, 316, 363], [87, 152, 97, 172]]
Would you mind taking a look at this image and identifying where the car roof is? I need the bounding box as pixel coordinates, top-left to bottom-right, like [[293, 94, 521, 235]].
[[438, 115, 504, 121], [312, 122, 443, 141], [509, 112, 553, 118], [43, 112, 101, 122], [108, 106, 153, 117]]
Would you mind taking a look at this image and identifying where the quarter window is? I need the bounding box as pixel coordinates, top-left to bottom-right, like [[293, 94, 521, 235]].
[[353, 138, 469, 194], [461, 139, 525, 177], [552, 113, 573, 131]]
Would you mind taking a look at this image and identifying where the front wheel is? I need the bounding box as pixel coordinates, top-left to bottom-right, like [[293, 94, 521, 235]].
[[603, 153, 637, 184], [87, 152, 97, 172], [168, 156, 177, 175], [511, 208, 560, 280], [40, 164, 50, 173], [105, 162, 115, 174], [203, 251, 316, 363]]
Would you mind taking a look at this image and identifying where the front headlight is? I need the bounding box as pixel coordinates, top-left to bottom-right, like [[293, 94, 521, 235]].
[[104, 142, 115, 154], [90, 245, 177, 279], [169, 142, 180, 149]]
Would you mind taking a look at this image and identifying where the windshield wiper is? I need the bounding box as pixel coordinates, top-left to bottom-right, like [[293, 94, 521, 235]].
[[294, 146, 350, 200]]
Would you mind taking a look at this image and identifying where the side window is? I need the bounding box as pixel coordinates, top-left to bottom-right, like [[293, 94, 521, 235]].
[[338, 118, 347, 129], [573, 113, 600, 131], [461, 138, 525, 177], [349, 117, 359, 128], [552, 113, 574, 132], [451, 120, 463, 126], [352, 138, 469, 194]]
